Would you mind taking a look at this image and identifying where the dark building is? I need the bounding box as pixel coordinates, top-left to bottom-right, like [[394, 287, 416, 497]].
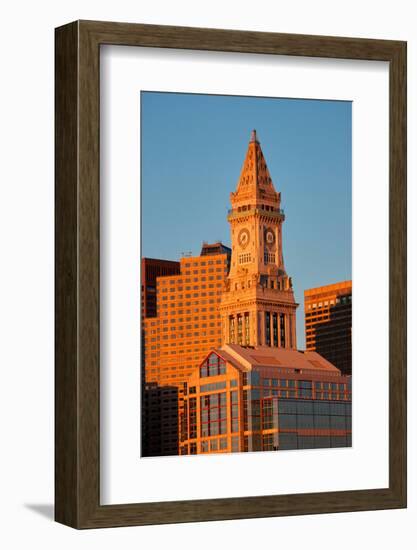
[[141, 258, 180, 457], [200, 241, 231, 257], [141, 258, 181, 320], [304, 281, 352, 375], [142, 383, 179, 457]]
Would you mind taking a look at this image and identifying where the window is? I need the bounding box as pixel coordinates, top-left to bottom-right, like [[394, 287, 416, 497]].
[[280, 313, 286, 347], [265, 312, 271, 346], [210, 439, 218, 451], [264, 252, 276, 264], [244, 313, 250, 345], [272, 312, 278, 346], [231, 391, 239, 432], [200, 381, 227, 393], [190, 442, 197, 455], [237, 315, 243, 345], [238, 253, 251, 264], [188, 398, 197, 439], [262, 399, 274, 429], [262, 433, 275, 451], [200, 393, 227, 437], [231, 436, 239, 453]]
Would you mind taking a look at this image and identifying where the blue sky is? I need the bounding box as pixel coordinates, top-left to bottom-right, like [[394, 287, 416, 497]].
[[141, 92, 352, 349]]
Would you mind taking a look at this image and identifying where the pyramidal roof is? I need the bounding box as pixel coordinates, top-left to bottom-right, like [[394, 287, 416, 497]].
[[234, 130, 278, 199]]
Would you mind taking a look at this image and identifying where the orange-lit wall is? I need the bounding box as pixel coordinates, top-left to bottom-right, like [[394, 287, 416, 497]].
[[144, 253, 229, 389]]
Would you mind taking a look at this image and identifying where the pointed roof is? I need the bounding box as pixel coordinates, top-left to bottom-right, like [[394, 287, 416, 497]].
[[233, 130, 278, 200]]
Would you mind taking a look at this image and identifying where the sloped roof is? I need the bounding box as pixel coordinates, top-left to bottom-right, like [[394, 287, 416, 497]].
[[233, 130, 278, 199], [219, 344, 341, 374]]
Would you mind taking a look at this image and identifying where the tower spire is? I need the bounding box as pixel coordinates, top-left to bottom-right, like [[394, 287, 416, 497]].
[[232, 129, 279, 205]]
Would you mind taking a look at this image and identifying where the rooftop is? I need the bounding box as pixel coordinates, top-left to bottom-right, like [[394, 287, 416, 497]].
[[211, 344, 342, 375]]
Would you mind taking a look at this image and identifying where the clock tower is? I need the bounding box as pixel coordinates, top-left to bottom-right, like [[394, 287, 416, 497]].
[[219, 130, 298, 348]]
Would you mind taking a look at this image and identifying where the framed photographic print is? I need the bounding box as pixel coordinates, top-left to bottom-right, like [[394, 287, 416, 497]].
[[55, 20, 406, 528]]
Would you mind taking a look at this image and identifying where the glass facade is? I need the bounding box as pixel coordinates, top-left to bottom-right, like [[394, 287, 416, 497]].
[[199, 353, 226, 377], [200, 392, 227, 437], [183, 354, 351, 455]]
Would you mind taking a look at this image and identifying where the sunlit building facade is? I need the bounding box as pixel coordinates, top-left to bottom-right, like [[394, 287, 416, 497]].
[[181, 346, 351, 454], [144, 245, 230, 388], [219, 130, 298, 349]]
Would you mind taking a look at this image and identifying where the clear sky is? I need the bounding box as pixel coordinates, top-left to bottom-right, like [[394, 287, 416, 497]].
[[141, 91, 352, 349]]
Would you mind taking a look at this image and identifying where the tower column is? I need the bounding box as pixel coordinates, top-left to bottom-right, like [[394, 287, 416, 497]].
[[244, 313, 249, 346], [291, 312, 297, 349], [285, 313, 290, 348], [251, 310, 257, 346], [277, 312, 282, 348]]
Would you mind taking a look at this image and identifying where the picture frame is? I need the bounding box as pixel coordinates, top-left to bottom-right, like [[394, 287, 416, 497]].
[[55, 20, 407, 528]]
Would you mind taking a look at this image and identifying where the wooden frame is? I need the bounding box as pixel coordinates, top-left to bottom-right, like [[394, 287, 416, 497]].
[[55, 20, 407, 529]]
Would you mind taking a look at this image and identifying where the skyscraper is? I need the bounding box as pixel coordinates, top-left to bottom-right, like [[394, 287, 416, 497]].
[[141, 258, 180, 320], [219, 130, 298, 349], [304, 281, 352, 375], [144, 245, 230, 388]]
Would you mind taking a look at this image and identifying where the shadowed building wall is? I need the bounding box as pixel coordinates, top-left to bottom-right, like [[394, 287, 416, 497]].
[[142, 383, 179, 457], [141, 258, 181, 456], [141, 258, 181, 320]]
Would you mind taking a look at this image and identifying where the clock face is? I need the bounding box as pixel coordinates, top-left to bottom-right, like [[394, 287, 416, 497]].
[[238, 228, 250, 249], [265, 228, 275, 246]]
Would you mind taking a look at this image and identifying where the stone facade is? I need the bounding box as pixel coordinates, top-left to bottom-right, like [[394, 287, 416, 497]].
[[220, 130, 298, 349]]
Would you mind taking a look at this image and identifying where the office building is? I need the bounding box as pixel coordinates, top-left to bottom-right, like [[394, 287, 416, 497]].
[[304, 281, 352, 375], [181, 346, 351, 454], [141, 258, 180, 320], [144, 244, 231, 388]]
